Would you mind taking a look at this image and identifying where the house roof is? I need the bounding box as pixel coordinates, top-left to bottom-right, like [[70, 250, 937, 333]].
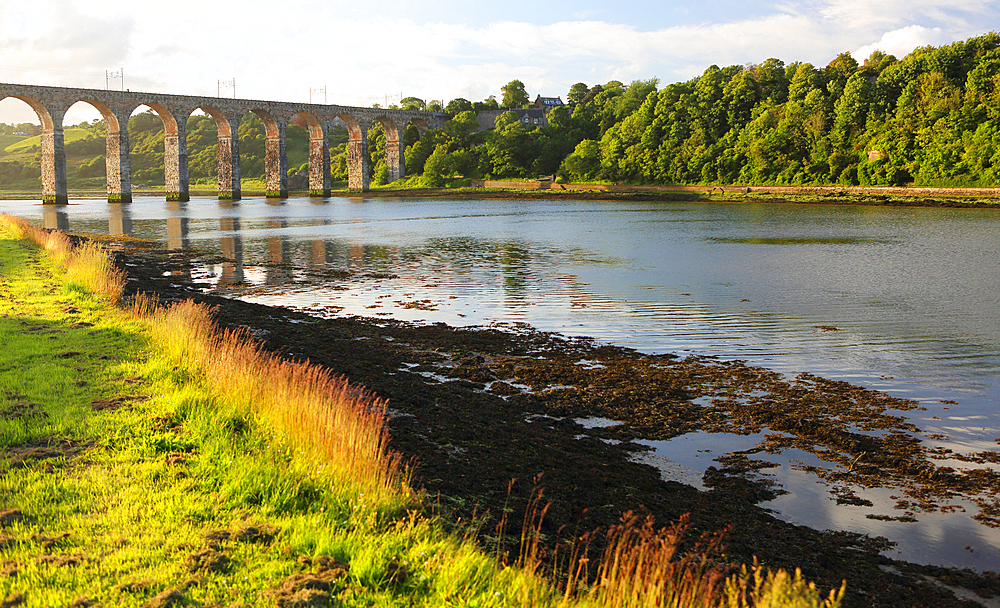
[[534, 95, 564, 106]]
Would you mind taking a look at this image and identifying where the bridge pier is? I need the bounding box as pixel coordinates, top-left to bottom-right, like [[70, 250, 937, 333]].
[[385, 126, 405, 183], [265, 120, 288, 198], [105, 110, 132, 204], [309, 127, 331, 197], [164, 110, 190, 202], [216, 113, 241, 200], [348, 128, 369, 192], [40, 115, 68, 205]]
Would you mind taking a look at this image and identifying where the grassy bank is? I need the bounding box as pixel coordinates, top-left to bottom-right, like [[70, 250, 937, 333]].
[[2, 183, 1000, 208], [0, 214, 841, 607]]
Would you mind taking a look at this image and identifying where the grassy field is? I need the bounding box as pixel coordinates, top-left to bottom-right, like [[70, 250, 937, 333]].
[[0, 136, 28, 153], [0, 215, 841, 607], [1, 129, 93, 158]]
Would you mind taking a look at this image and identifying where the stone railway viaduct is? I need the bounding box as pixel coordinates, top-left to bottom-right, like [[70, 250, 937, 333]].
[[0, 83, 446, 204]]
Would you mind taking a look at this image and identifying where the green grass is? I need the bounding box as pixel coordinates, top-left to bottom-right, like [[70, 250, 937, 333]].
[[0, 215, 842, 608], [0, 224, 523, 606], [0, 135, 27, 152], [1, 128, 92, 156]]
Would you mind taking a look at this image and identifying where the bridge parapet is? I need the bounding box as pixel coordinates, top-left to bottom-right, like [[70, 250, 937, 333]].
[[0, 82, 445, 203]]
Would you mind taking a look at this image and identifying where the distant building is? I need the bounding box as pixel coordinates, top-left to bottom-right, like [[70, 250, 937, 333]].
[[476, 108, 549, 132], [532, 95, 564, 111]]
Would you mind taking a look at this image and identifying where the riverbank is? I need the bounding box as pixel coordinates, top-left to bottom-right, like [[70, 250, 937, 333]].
[[2, 184, 1000, 208], [1, 218, 847, 607], [106, 237, 1000, 607]]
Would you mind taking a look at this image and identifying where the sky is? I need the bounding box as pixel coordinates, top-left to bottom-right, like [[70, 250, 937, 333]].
[[0, 0, 997, 125]]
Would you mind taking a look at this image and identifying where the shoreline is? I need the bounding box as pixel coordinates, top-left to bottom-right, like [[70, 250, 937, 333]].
[[112, 241, 1000, 608], [2, 185, 1000, 208]]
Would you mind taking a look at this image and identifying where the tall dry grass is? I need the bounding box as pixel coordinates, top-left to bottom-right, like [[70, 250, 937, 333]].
[[587, 513, 730, 608], [1, 214, 404, 502], [140, 299, 408, 504], [0, 213, 125, 303], [511, 487, 843, 607], [721, 562, 845, 608]]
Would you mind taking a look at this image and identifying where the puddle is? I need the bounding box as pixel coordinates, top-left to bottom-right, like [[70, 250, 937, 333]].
[[640, 431, 1000, 571]]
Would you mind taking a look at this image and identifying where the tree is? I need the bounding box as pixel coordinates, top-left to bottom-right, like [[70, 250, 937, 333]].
[[560, 139, 601, 181], [400, 97, 425, 110], [501, 80, 529, 109], [422, 144, 454, 187], [832, 71, 872, 140], [445, 111, 480, 143], [862, 50, 897, 75], [445, 98, 474, 115], [405, 129, 448, 175], [825, 52, 859, 103], [567, 83, 589, 104], [787, 63, 822, 102], [473, 96, 500, 112]]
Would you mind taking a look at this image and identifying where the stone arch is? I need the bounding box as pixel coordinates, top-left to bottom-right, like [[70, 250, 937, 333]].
[[4, 95, 56, 131], [144, 103, 190, 201], [197, 105, 241, 199], [142, 103, 180, 136], [0, 95, 63, 203], [76, 99, 124, 132], [292, 111, 329, 197], [235, 109, 272, 191], [125, 104, 170, 194], [337, 113, 363, 140], [409, 117, 430, 136], [196, 106, 234, 137], [338, 113, 368, 192], [292, 111, 323, 140], [250, 109, 281, 138], [373, 115, 404, 183], [70, 98, 131, 202], [247, 109, 286, 198]]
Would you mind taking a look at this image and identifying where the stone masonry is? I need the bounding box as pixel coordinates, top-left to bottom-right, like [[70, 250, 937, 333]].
[[0, 83, 443, 203]]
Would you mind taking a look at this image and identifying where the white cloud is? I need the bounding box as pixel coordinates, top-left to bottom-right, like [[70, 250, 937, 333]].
[[817, 0, 991, 30], [852, 25, 954, 61], [0, 0, 134, 82]]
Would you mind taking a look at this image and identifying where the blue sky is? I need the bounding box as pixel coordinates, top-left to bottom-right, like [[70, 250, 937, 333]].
[[0, 0, 997, 124]]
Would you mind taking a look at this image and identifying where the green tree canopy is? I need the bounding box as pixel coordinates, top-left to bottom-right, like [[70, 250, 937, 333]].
[[401, 97, 426, 110], [445, 98, 474, 114], [567, 83, 590, 104], [501, 80, 529, 109]]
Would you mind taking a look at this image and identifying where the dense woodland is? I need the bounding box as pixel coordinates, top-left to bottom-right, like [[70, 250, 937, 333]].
[[411, 32, 1000, 187], [2, 32, 999, 190]]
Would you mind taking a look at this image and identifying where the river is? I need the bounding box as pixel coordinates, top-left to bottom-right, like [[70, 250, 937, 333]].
[[4, 195, 999, 570]]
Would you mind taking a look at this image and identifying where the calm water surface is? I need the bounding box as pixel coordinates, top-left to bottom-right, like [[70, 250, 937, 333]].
[[5, 195, 999, 570]]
